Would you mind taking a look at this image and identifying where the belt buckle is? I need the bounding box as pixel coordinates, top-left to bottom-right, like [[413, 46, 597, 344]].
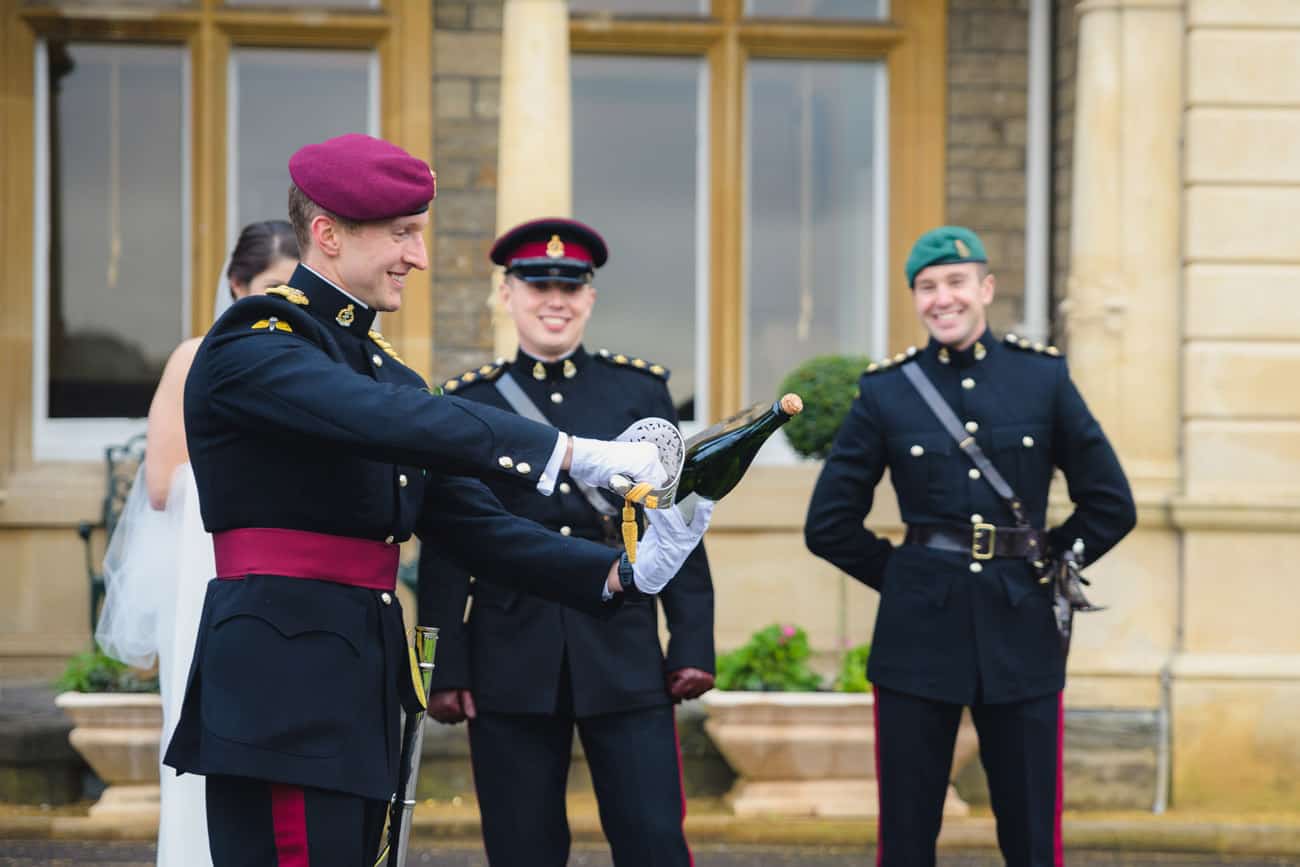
[[972, 522, 996, 560]]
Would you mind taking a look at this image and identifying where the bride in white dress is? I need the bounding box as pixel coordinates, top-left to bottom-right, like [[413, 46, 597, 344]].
[[95, 221, 298, 866]]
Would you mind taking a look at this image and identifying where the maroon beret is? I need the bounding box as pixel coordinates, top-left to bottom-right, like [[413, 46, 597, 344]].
[[289, 133, 436, 222]]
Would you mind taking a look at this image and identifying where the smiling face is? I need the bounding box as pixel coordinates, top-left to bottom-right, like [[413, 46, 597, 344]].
[[911, 261, 995, 350], [309, 211, 430, 312], [500, 274, 596, 361]]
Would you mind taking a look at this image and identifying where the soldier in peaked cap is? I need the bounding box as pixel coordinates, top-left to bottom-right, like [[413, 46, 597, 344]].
[[804, 226, 1136, 867], [419, 217, 715, 867], [163, 139, 713, 866]]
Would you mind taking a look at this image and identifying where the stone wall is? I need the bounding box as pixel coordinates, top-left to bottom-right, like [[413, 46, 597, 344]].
[[1052, 0, 1076, 341], [1176, 0, 1300, 810], [946, 0, 1029, 334], [431, 0, 505, 383]]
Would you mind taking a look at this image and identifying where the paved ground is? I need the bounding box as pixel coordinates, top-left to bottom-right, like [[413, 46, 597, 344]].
[[2, 841, 1298, 866]]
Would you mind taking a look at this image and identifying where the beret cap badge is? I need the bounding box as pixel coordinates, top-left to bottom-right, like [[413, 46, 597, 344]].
[[954, 238, 971, 258]]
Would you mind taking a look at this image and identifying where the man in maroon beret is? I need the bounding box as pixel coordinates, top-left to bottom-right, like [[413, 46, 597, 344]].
[[165, 137, 713, 866]]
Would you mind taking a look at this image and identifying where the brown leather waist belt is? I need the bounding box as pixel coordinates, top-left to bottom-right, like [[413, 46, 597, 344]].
[[905, 523, 1047, 562]]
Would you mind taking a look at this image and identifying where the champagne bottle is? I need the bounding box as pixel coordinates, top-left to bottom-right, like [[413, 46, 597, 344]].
[[676, 393, 803, 501]]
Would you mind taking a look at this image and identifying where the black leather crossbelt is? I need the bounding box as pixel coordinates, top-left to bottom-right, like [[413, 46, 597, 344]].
[[905, 523, 1047, 561]]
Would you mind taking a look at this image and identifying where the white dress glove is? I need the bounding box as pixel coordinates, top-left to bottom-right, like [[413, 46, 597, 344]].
[[569, 437, 667, 492], [632, 497, 715, 594]]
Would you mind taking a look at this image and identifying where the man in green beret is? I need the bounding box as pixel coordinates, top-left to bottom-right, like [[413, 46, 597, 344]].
[[806, 225, 1136, 866]]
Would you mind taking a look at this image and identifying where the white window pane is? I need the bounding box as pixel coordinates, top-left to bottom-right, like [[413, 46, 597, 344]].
[[745, 0, 888, 19], [43, 42, 187, 420], [571, 0, 707, 15], [745, 59, 886, 410], [573, 55, 707, 422], [229, 48, 376, 238]]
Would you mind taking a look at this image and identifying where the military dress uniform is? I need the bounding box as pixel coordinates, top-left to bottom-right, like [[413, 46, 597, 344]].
[[163, 136, 634, 867], [805, 233, 1136, 867], [418, 219, 714, 867]]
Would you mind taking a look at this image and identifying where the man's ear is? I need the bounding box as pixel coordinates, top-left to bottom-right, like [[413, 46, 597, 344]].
[[311, 214, 342, 257], [498, 276, 514, 312], [980, 271, 996, 306]]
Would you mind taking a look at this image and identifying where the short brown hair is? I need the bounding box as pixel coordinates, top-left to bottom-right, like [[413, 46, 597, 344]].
[[288, 182, 362, 252]]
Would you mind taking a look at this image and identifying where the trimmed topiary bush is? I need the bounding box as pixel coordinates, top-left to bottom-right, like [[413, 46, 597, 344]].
[[777, 354, 871, 459]]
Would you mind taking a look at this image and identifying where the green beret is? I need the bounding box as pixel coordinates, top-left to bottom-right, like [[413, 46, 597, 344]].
[[905, 225, 988, 286]]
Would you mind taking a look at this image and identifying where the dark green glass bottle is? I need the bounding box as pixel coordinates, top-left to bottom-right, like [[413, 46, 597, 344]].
[[676, 393, 803, 501]]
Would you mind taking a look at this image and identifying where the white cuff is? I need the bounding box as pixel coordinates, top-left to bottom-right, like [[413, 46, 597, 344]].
[[537, 432, 567, 496]]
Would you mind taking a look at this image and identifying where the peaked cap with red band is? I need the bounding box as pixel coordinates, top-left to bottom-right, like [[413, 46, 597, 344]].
[[289, 133, 436, 222], [490, 217, 608, 285]]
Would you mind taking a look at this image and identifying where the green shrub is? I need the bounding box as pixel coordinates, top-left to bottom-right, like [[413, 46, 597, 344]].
[[832, 643, 871, 693], [716, 624, 823, 692], [777, 355, 872, 459], [56, 646, 159, 694]]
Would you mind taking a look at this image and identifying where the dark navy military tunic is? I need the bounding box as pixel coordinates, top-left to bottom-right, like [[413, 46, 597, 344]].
[[805, 331, 1136, 706], [164, 265, 622, 801], [419, 347, 714, 718]]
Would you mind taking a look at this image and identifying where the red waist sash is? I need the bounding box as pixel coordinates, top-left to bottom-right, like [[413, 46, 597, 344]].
[[213, 528, 400, 591]]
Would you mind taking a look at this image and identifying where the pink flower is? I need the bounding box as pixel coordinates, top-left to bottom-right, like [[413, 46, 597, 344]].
[[781, 625, 797, 639]]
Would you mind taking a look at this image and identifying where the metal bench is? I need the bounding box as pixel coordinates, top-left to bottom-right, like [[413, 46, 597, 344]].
[[76, 433, 147, 634]]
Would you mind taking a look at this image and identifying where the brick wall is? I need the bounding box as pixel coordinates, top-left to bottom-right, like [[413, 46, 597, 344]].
[[430, 0, 504, 382], [946, 0, 1029, 335], [1052, 0, 1076, 343]]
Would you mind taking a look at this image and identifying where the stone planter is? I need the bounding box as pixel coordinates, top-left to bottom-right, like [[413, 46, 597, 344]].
[[54, 692, 162, 817], [701, 691, 978, 818]]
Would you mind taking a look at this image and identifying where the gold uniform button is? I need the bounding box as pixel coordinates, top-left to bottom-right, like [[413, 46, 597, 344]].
[[551, 392, 563, 404], [962, 377, 976, 390], [910, 445, 925, 457], [1022, 436, 1035, 448], [516, 462, 532, 475], [970, 514, 984, 524], [385, 535, 395, 544], [498, 456, 514, 469], [965, 421, 979, 434], [968, 468, 981, 480], [560, 526, 572, 536], [559, 482, 572, 494], [969, 562, 983, 574], [380, 592, 393, 605], [398, 474, 408, 487], [372, 354, 384, 367]]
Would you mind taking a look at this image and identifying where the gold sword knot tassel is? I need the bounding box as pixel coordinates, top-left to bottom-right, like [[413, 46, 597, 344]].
[[620, 481, 655, 563]]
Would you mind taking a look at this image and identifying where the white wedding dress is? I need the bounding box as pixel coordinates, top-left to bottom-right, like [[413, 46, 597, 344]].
[[96, 463, 214, 867]]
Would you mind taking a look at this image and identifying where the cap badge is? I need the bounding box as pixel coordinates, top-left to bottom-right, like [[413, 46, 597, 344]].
[[336, 303, 356, 327], [546, 235, 566, 258], [563, 359, 577, 379], [533, 361, 546, 381], [954, 238, 971, 258]]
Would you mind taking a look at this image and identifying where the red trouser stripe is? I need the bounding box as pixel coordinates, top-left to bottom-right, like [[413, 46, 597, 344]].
[[672, 712, 695, 867], [872, 685, 883, 867], [1054, 691, 1065, 867], [270, 783, 310, 867]]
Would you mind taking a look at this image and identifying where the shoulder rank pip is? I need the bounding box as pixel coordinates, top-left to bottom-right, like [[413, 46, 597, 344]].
[[442, 358, 508, 393], [265, 285, 310, 306], [1003, 333, 1062, 357], [864, 345, 920, 375], [594, 348, 669, 381]]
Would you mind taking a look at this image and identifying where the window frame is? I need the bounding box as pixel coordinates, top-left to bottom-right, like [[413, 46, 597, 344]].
[[571, 0, 944, 421], [1, 0, 432, 476]]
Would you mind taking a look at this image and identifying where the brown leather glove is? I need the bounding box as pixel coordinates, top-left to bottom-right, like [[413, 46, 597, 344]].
[[427, 689, 477, 724], [666, 667, 715, 702]]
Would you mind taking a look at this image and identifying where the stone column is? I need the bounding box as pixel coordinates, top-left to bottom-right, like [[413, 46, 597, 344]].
[[1066, 0, 1183, 497], [492, 0, 572, 358], [1058, 0, 1184, 743]]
